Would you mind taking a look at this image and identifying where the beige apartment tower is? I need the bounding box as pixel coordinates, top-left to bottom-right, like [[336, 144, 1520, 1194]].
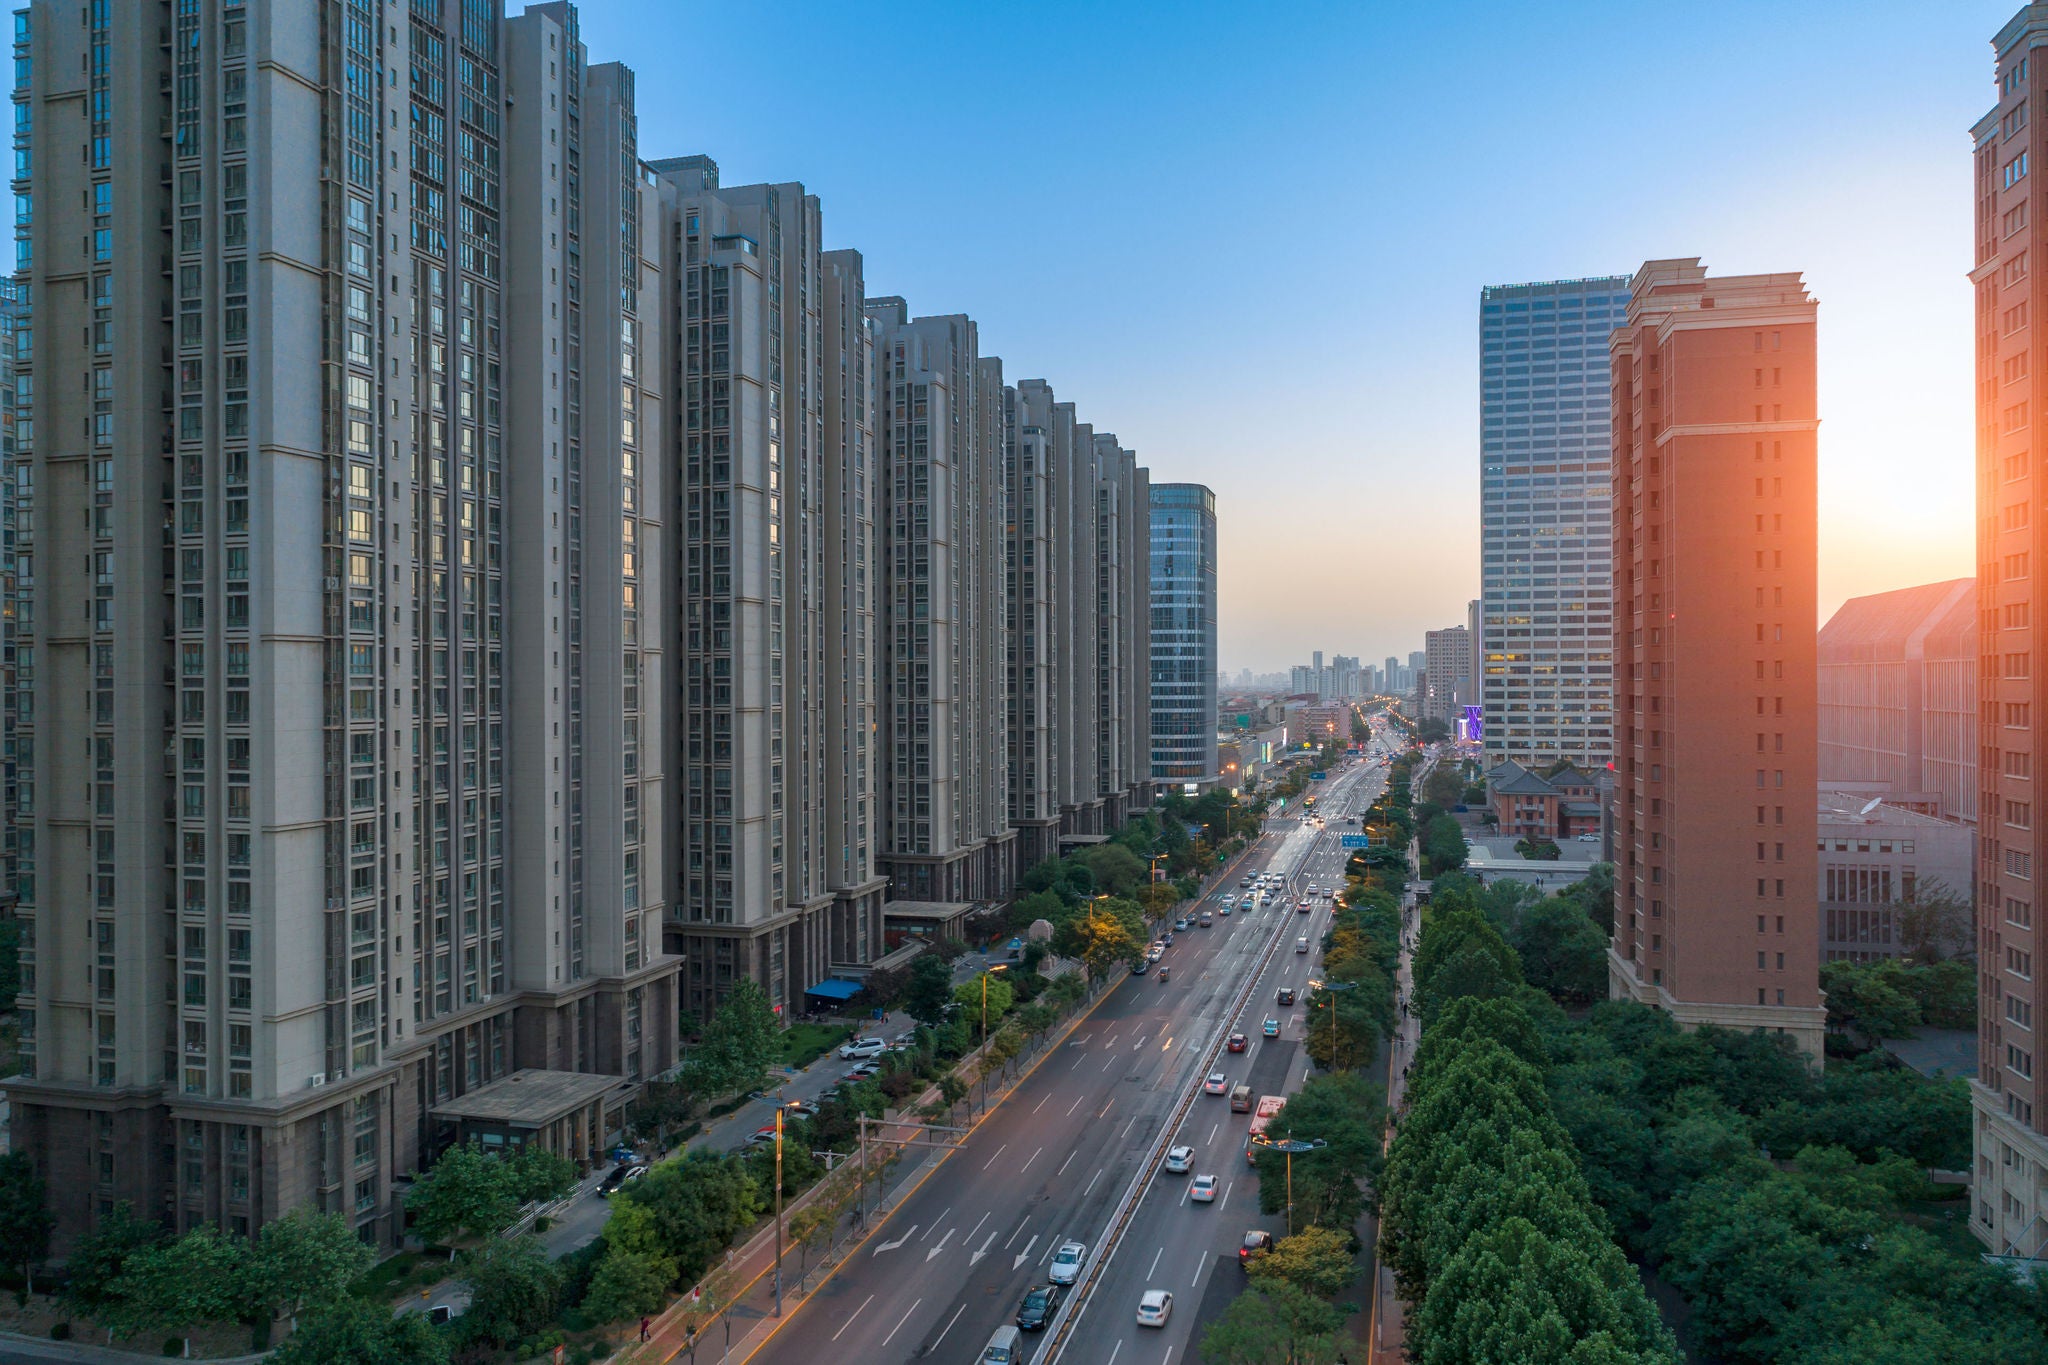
[[1973, 4, 2048, 1261], [5, 2, 676, 1250], [1605, 258, 1825, 1064]]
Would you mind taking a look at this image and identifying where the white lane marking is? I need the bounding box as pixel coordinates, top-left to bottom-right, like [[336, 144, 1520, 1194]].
[[830, 1293, 875, 1341], [1071, 1052, 1086, 1068], [1100, 1098, 1115, 1119], [982, 1144, 1008, 1171], [1057, 1150, 1078, 1176], [872, 1223, 919, 1254], [1084, 1167, 1105, 1197], [1020, 1146, 1042, 1173], [1067, 1093, 1087, 1116], [1033, 1093, 1050, 1113], [931, 1303, 966, 1351], [1005, 1218, 1031, 1249], [1103, 1055, 1117, 1072], [1121, 1114, 1139, 1141], [1147, 1245, 1165, 1278], [1107, 1342, 1123, 1365], [921, 1211, 950, 1240], [1219, 1181, 1234, 1210], [966, 1209, 992, 1244], [880, 1299, 921, 1347], [1206, 1122, 1218, 1146], [1192, 1250, 1209, 1288]]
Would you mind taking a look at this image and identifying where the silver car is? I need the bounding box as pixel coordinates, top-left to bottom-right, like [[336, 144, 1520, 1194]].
[[1048, 1240, 1087, 1286]]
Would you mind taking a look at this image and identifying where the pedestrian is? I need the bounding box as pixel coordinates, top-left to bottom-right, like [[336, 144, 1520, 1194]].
[[639, 1316, 651, 1342]]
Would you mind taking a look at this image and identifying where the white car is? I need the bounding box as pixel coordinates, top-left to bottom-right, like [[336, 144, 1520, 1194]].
[[1136, 1289, 1174, 1327], [1190, 1174, 1218, 1202], [1203, 1071, 1228, 1096], [838, 1037, 886, 1060], [1049, 1241, 1087, 1286], [1164, 1144, 1195, 1174]]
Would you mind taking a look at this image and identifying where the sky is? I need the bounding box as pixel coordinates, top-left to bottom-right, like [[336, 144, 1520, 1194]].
[[566, 0, 2004, 675]]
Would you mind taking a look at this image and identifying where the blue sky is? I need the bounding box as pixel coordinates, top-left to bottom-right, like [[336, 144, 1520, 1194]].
[[568, 0, 2003, 673]]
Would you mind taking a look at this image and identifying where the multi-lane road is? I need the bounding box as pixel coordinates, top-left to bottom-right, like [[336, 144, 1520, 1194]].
[[740, 718, 1403, 1365]]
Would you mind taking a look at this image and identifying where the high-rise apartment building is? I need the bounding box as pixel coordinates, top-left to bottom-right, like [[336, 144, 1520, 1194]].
[[1149, 483, 1218, 789], [1423, 626, 1471, 723], [1816, 579, 1977, 822], [865, 300, 1014, 901], [1006, 381, 1065, 870], [1606, 258, 1824, 1063], [649, 157, 882, 1022], [1383, 657, 1400, 696], [1479, 276, 1627, 769], [1974, 6, 2048, 1259], [6, 1, 676, 1250]]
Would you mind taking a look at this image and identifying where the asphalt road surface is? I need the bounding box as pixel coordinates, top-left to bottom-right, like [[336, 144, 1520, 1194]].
[[739, 720, 1400, 1365]]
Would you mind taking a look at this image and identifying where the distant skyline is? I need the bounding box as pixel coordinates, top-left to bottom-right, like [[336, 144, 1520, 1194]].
[[573, 0, 1994, 672]]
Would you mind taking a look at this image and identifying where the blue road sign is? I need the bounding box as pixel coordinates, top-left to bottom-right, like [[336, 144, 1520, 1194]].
[[1339, 835, 1370, 849]]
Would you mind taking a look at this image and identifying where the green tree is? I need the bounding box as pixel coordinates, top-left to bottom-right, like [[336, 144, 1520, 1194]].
[[62, 1202, 165, 1316], [954, 972, 1015, 1041], [1894, 881, 1975, 964], [1199, 1280, 1347, 1365], [1053, 898, 1147, 977], [686, 977, 781, 1099], [1820, 959, 1922, 1041], [1422, 763, 1464, 809], [901, 953, 956, 1028], [505, 1143, 578, 1206], [457, 1235, 561, 1348], [268, 1299, 450, 1365], [582, 1200, 676, 1325], [1007, 889, 1068, 934], [1074, 843, 1148, 897], [240, 1210, 375, 1339], [406, 1141, 520, 1254], [1254, 1072, 1385, 1230], [1247, 1225, 1357, 1298], [621, 1152, 763, 1282], [107, 1223, 248, 1357], [1514, 895, 1610, 1003], [0, 1151, 52, 1294], [625, 1079, 696, 1150]]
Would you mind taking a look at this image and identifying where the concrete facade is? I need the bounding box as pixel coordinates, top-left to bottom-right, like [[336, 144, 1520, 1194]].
[[1974, 6, 2048, 1259], [1817, 578, 1977, 823], [1606, 258, 1825, 1063], [1423, 625, 1470, 723], [1817, 794, 1974, 963]]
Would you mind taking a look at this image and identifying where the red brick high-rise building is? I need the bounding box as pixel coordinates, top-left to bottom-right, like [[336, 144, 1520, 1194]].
[[1606, 258, 1825, 1063], [1972, 4, 2048, 1261]]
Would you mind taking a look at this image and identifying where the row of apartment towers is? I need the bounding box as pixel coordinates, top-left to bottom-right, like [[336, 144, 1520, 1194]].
[[0, 1, 1164, 1251]]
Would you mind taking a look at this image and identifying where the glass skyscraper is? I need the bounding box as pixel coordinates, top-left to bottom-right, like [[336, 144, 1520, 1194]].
[[1149, 483, 1218, 787], [1479, 277, 1629, 768]]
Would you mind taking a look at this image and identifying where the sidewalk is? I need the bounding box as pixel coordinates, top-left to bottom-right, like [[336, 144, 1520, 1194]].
[[1365, 848, 1421, 1365]]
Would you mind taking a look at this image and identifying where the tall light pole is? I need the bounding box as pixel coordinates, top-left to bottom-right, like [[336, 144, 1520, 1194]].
[[1310, 979, 1358, 1070], [980, 964, 1009, 1047], [1253, 1136, 1327, 1236], [772, 1105, 785, 1315]]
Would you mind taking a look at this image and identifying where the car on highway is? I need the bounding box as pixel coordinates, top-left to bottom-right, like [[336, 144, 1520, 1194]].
[[1237, 897, 1253, 910], [1162, 931, 1174, 946], [1239, 1230, 1275, 1267], [1158, 965, 1171, 983], [1164, 1144, 1195, 1174], [1262, 1017, 1281, 1037], [1198, 912, 1212, 927], [838, 1036, 886, 1061], [1276, 986, 1295, 1006], [1130, 958, 1149, 976], [1048, 1241, 1087, 1286], [1190, 1174, 1218, 1202], [1308, 884, 1320, 896], [1174, 917, 1189, 931], [1297, 899, 1312, 914], [1227, 1032, 1248, 1052], [1296, 935, 1310, 953], [1015, 1283, 1062, 1332], [981, 1325, 1025, 1363], [1136, 1289, 1174, 1328], [1203, 1071, 1229, 1095]]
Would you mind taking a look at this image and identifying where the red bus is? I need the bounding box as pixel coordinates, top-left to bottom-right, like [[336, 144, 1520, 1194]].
[[1245, 1095, 1286, 1164]]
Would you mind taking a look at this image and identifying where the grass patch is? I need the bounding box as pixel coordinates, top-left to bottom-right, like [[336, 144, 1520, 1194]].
[[777, 1022, 853, 1069], [350, 1249, 445, 1304]]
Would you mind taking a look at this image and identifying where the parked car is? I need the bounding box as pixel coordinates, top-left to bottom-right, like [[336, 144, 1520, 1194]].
[[1276, 986, 1295, 1006], [838, 1036, 886, 1061], [1136, 1289, 1174, 1328], [1239, 1230, 1275, 1267], [1227, 1032, 1248, 1053], [1262, 1017, 1281, 1037], [598, 1161, 645, 1197], [782, 1101, 820, 1120], [1174, 917, 1190, 931], [1048, 1241, 1087, 1286], [1130, 958, 1149, 976], [1203, 1071, 1229, 1096], [745, 1125, 779, 1147], [844, 1062, 881, 1082], [1164, 1144, 1195, 1174], [1190, 1174, 1219, 1202], [1015, 1283, 1062, 1332]]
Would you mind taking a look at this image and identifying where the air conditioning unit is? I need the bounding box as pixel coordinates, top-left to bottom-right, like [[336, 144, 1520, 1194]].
[[324, 577, 340, 591], [308, 1074, 326, 1089]]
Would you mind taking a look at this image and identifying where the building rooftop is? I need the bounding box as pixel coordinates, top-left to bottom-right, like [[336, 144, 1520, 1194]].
[[429, 1070, 626, 1127], [1816, 792, 1966, 829], [1818, 579, 1974, 663]]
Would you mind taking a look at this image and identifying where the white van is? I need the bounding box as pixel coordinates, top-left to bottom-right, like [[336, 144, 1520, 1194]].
[[1295, 935, 1309, 954], [982, 1325, 1025, 1364]]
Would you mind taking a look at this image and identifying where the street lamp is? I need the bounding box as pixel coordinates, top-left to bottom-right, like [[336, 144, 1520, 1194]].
[[1308, 979, 1358, 1070], [980, 964, 1009, 1046], [1250, 1135, 1327, 1236]]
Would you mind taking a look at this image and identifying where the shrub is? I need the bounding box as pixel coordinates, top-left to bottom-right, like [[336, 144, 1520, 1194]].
[[48, 1322, 68, 1341]]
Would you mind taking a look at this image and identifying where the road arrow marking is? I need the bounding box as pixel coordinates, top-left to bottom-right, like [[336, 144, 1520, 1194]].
[[970, 1230, 998, 1266], [872, 1224, 918, 1255], [1014, 1234, 1038, 1270], [926, 1229, 954, 1261]]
